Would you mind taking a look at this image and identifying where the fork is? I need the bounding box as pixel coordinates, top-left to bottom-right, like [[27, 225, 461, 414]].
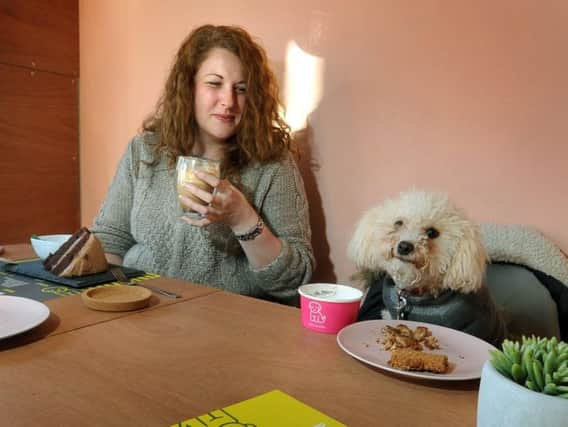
[[110, 267, 181, 299]]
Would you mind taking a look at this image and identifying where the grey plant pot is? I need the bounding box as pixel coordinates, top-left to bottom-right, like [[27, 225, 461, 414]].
[[477, 360, 568, 427]]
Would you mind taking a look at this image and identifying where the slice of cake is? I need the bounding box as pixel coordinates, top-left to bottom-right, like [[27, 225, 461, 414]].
[[43, 228, 109, 277]]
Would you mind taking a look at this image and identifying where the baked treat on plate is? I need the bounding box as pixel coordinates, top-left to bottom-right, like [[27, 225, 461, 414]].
[[43, 228, 109, 277], [388, 348, 449, 374]]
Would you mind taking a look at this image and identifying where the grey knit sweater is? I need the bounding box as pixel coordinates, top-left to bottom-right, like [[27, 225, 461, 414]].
[[92, 133, 315, 305]]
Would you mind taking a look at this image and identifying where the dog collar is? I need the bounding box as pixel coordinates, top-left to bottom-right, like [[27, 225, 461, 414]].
[[407, 287, 428, 297]]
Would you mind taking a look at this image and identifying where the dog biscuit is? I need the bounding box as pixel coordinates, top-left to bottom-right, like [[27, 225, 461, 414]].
[[388, 349, 449, 373]]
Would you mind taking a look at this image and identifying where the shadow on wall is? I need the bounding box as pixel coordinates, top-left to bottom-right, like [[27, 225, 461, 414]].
[[295, 124, 337, 283]]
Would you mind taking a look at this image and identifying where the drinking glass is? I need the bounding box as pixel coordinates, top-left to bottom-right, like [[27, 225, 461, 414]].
[[176, 156, 221, 218]]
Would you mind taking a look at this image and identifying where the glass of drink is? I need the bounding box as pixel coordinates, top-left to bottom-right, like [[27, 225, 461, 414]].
[[176, 156, 221, 218]]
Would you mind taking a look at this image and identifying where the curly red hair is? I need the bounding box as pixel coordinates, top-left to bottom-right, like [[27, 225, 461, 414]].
[[142, 25, 295, 178]]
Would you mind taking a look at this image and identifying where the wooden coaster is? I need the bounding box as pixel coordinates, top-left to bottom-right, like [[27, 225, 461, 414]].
[[81, 285, 152, 312]]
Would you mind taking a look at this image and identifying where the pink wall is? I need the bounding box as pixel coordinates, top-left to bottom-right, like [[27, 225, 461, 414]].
[[80, 0, 568, 284]]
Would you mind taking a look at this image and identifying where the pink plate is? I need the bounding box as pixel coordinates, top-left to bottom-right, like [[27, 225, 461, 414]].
[[336, 319, 496, 381]]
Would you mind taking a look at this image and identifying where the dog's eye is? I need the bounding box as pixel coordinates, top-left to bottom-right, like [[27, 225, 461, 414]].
[[394, 220, 403, 227], [425, 227, 440, 239]]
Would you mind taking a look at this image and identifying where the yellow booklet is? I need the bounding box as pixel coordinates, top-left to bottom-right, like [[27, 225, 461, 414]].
[[171, 389, 346, 427]]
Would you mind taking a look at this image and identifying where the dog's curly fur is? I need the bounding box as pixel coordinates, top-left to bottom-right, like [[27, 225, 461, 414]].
[[348, 190, 487, 296]]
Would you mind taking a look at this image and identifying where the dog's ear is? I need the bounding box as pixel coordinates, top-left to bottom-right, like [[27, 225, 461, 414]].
[[349, 268, 382, 291], [442, 223, 487, 293], [347, 208, 384, 272]]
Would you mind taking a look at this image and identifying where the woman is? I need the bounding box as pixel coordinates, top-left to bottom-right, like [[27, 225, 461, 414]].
[[92, 25, 314, 305]]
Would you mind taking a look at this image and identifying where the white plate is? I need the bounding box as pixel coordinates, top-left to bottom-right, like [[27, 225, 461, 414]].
[[337, 319, 496, 381], [0, 296, 50, 339]]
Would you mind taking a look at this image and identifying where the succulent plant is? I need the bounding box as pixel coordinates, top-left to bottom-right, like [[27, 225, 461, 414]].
[[490, 336, 568, 398]]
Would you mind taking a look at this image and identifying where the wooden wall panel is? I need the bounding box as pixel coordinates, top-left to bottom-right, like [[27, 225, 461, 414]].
[[0, 0, 78, 76], [0, 63, 79, 243]]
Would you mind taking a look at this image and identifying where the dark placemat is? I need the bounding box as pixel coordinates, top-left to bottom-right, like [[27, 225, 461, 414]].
[[2, 260, 145, 289], [0, 271, 83, 301]]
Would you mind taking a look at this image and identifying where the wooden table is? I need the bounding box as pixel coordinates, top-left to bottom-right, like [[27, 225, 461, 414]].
[[0, 242, 37, 262], [0, 283, 479, 426], [0, 244, 220, 338]]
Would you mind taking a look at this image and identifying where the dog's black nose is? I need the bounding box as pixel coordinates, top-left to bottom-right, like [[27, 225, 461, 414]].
[[397, 241, 414, 256]]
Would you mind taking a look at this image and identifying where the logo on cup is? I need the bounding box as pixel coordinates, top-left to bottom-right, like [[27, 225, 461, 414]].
[[308, 301, 326, 324]]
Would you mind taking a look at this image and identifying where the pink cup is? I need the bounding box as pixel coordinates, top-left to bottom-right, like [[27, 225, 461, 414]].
[[298, 283, 363, 334]]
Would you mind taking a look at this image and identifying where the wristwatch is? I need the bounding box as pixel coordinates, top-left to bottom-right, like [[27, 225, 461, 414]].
[[234, 216, 264, 241]]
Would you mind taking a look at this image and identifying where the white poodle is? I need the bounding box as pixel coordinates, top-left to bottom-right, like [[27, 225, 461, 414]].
[[348, 190, 506, 346]]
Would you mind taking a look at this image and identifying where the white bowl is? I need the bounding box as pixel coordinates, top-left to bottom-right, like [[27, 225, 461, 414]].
[[30, 234, 71, 260]]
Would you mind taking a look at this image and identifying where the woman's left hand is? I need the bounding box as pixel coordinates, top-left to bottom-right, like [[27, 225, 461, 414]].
[[180, 170, 259, 234]]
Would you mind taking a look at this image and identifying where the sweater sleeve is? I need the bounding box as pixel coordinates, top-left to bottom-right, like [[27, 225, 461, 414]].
[[91, 138, 138, 256], [231, 156, 315, 304]]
